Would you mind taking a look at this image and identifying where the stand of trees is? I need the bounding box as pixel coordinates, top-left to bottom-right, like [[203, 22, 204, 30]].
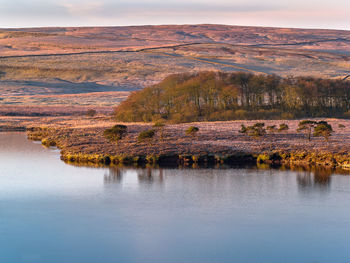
[[114, 71, 350, 122]]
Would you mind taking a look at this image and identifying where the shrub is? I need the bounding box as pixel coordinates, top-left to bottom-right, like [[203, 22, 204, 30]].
[[257, 154, 270, 164], [104, 124, 127, 143], [241, 123, 266, 138], [248, 123, 266, 137], [86, 109, 97, 117], [239, 124, 247, 133], [313, 122, 333, 141], [138, 129, 155, 142], [338, 124, 346, 128], [278, 123, 289, 132], [186, 126, 199, 137], [266, 125, 277, 133], [41, 138, 56, 147]]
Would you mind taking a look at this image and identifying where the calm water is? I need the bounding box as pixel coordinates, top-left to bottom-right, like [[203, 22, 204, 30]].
[[0, 133, 350, 263]]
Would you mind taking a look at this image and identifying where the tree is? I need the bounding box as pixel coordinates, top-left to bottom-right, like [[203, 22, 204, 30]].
[[104, 124, 127, 143], [297, 120, 316, 141], [113, 72, 350, 123], [186, 126, 199, 137], [313, 122, 333, 141]]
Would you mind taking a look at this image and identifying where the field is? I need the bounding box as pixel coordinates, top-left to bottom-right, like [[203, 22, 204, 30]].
[[1, 25, 350, 111]]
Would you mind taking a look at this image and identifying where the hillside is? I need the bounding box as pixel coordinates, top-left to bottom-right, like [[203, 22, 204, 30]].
[[0, 24, 350, 110]]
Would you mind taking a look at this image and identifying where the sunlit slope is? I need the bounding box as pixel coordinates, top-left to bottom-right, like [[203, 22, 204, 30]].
[[0, 24, 349, 107]]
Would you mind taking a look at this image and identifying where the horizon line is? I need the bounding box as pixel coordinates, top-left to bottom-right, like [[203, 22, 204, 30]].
[[1, 23, 349, 32]]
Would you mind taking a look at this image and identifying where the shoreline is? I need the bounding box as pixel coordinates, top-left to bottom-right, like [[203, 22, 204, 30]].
[[22, 118, 350, 171], [58, 151, 350, 171]]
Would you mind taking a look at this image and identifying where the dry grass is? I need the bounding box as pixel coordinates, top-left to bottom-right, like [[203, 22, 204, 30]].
[[17, 116, 350, 157], [1, 25, 350, 109]]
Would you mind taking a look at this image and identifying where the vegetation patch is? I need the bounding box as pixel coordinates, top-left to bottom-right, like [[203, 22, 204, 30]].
[[114, 72, 350, 123], [104, 124, 128, 143], [185, 126, 199, 137], [138, 129, 155, 143]]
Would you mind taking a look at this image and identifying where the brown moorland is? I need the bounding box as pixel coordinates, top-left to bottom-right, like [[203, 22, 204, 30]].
[[15, 115, 350, 168], [1, 24, 350, 111]]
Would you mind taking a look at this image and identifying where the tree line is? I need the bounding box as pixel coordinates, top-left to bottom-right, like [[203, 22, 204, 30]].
[[114, 71, 350, 122]]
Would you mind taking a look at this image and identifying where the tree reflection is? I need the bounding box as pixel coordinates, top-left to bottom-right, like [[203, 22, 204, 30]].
[[137, 168, 164, 185], [314, 168, 332, 187], [104, 167, 123, 184], [296, 167, 332, 192], [104, 167, 164, 186]]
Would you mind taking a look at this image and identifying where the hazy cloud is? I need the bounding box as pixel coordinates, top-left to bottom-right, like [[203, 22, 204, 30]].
[[1, 0, 70, 18]]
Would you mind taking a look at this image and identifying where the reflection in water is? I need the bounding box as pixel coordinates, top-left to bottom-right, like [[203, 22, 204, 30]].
[[104, 167, 122, 184], [138, 168, 164, 185], [106, 166, 335, 196], [104, 167, 165, 186], [296, 167, 332, 192]]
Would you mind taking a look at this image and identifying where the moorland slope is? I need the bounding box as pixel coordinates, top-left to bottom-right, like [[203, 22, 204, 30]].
[[0, 24, 350, 111]]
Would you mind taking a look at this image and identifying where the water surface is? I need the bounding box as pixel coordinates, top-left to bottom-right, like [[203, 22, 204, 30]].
[[0, 133, 349, 263]]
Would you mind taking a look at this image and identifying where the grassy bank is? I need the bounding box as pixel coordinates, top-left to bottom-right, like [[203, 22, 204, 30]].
[[26, 118, 350, 170]]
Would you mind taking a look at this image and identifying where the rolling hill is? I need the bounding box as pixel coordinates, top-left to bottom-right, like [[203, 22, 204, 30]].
[[0, 24, 349, 109]]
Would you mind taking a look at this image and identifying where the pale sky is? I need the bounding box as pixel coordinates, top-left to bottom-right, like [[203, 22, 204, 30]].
[[1, 0, 349, 30]]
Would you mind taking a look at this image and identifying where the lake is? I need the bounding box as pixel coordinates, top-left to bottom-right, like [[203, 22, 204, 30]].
[[0, 132, 349, 263]]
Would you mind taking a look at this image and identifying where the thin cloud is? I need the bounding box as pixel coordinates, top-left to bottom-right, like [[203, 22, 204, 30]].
[[60, 2, 105, 16], [57, 2, 283, 18], [1, 0, 70, 18]]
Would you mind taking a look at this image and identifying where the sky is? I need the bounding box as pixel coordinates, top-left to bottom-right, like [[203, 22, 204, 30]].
[[1, 0, 350, 30]]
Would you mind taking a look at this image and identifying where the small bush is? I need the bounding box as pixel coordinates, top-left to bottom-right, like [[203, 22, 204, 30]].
[[338, 124, 346, 128], [241, 123, 266, 138], [41, 138, 56, 147], [104, 124, 127, 143], [266, 125, 277, 133], [239, 124, 247, 133], [86, 109, 97, 117], [138, 129, 155, 142], [278, 123, 289, 132], [186, 126, 199, 137], [257, 154, 270, 164]]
